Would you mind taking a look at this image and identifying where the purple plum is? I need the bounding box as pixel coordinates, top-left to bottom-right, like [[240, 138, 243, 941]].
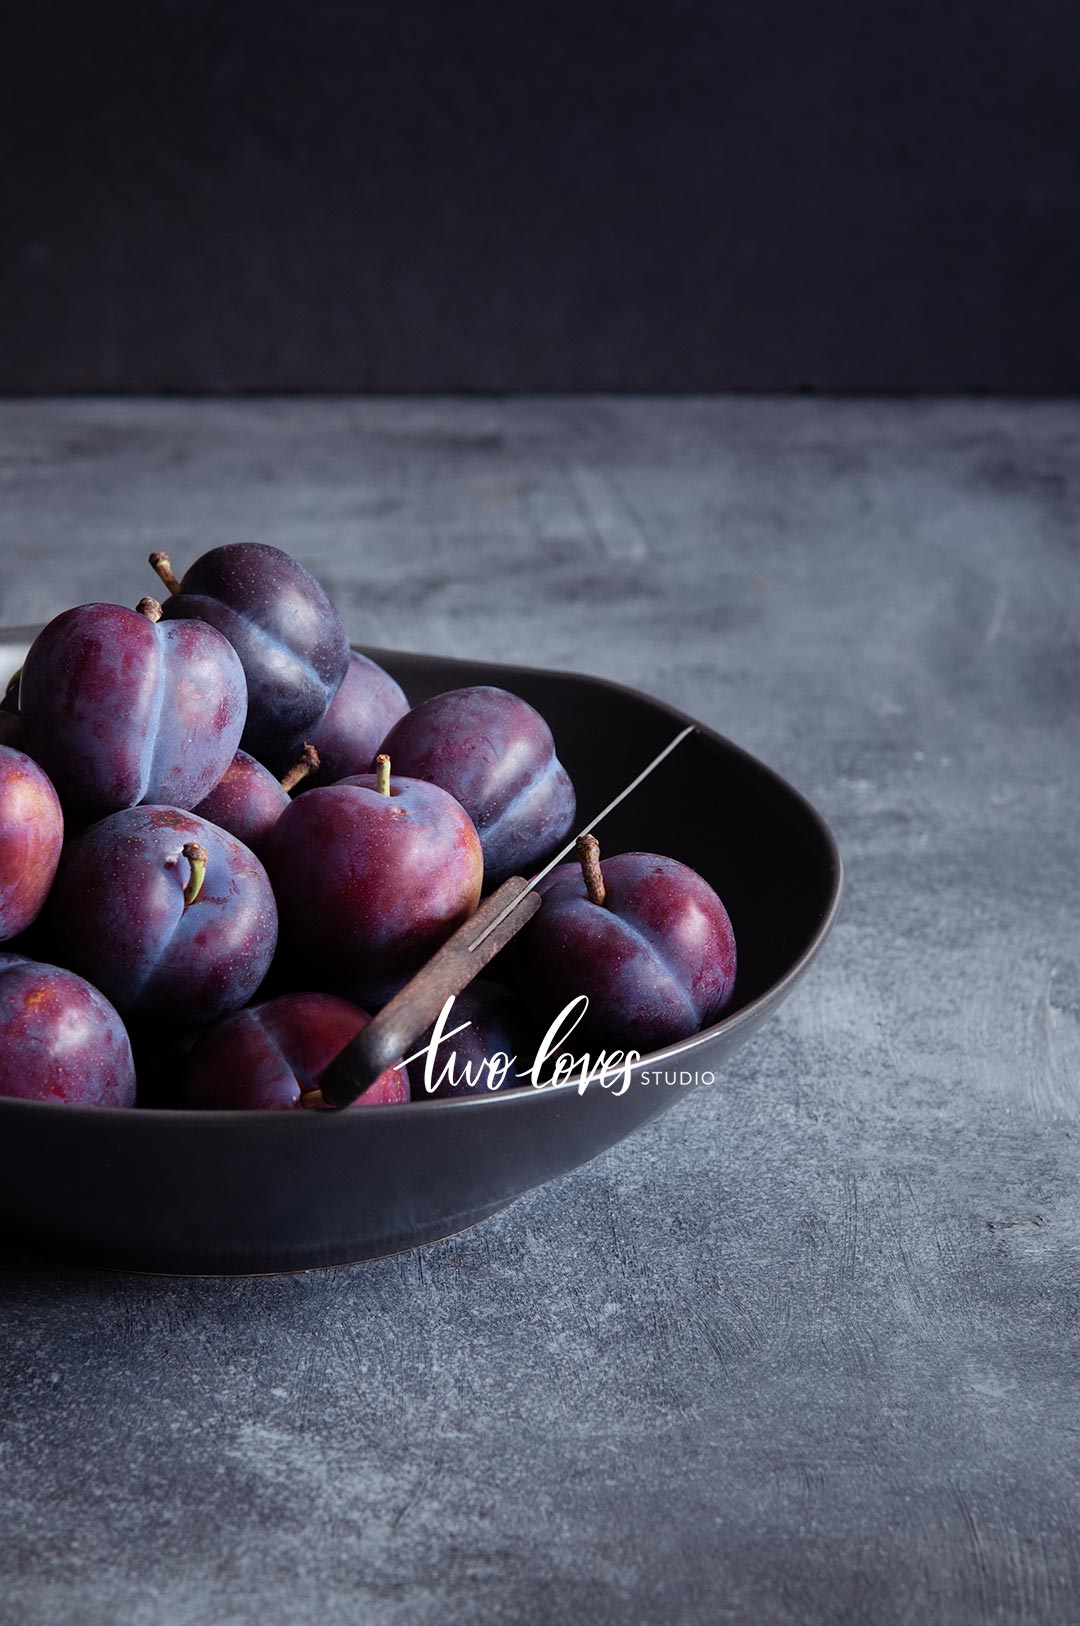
[[261, 755, 483, 1006], [191, 744, 319, 854], [376, 685, 575, 885], [301, 651, 409, 786], [152, 544, 350, 764], [0, 953, 136, 1106], [410, 980, 532, 1098], [48, 805, 278, 1025], [0, 746, 63, 940], [19, 599, 247, 819], [180, 992, 409, 1109], [517, 837, 737, 1057]]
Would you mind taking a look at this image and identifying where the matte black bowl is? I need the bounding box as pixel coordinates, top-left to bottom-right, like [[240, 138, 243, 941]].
[[0, 637, 842, 1274]]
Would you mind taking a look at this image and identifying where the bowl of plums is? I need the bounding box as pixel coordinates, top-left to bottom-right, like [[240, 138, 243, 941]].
[[0, 545, 841, 1273]]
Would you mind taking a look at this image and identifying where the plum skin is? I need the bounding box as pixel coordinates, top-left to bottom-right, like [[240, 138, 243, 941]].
[[180, 992, 409, 1109], [192, 750, 290, 854], [0, 746, 64, 941], [160, 543, 350, 764], [376, 685, 576, 885], [48, 805, 279, 1026], [517, 852, 737, 1056], [19, 602, 247, 819], [261, 772, 483, 1007], [301, 651, 409, 786], [0, 954, 136, 1106]]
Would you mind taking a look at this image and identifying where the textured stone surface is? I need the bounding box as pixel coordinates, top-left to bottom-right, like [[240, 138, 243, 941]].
[[0, 397, 1077, 1624]]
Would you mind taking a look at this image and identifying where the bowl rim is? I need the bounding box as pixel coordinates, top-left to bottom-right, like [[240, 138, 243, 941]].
[[0, 638, 843, 1128]]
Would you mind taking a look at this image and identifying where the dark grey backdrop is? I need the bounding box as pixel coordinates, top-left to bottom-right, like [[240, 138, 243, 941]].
[[3, 1, 1078, 392]]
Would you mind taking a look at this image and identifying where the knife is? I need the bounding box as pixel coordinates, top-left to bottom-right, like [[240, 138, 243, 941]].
[[302, 723, 696, 1109]]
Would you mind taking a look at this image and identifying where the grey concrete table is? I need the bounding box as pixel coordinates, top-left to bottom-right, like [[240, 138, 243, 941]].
[[0, 398, 1077, 1626]]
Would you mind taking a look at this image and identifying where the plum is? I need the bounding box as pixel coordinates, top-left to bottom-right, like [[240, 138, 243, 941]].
[[301, 651, 409, 786], [410, 980, 532, 1097], [180, 992, 409, 1109], [516, 836, 737, 1057], [261, 754, 483, 1006], [19, 598, 247, 819], [377, 685, 575, 885], [192, 744, 319, 854], [48, 805, 278, 1025], [0, 954, 136, 1106], [152, 544, 350, 764], [0, 745, 63, 941]]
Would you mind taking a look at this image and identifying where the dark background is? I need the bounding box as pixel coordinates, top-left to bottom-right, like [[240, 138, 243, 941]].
[[2, 0, 1078, 393]]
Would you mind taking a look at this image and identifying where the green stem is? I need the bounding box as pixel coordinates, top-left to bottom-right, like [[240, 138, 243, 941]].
[[182, 843, 208, 907], [375, 754, 391, 796]]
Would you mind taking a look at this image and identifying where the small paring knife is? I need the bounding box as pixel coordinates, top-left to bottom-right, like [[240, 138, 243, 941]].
[[303, 724, 696, 1110]]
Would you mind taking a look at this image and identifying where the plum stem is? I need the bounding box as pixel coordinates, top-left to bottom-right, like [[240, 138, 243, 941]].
[[375, 753, 391, 796], [280, 743, 320, 794], [135, 596, 163, 623], [576, 833, 606, 907], [181, 842, 208, 907], [149, 551, 182, 596]]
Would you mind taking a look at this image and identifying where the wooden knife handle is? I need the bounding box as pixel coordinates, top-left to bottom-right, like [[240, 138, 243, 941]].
[[310, 876, 542, 1109]]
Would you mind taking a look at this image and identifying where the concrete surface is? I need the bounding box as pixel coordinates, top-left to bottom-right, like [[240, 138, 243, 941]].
[[0, 397, 1077, 1624]]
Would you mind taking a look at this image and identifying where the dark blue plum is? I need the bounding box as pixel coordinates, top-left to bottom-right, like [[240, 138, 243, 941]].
[[517, 846, 737, 1056], [192, 750, 289, 853], [0, 954, 136, 1106], [20, 601, 247, 819], [377, 685, 576, 885], [261, 768, 483, 1007], [48, 805, 278, 1026], [301, 651, 409, 786], [191, 744, 318, 854], [155, 544, 350, 764]]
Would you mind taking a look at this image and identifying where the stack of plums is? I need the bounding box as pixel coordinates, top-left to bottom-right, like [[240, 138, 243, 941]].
[[0, 545, 737, 1111]]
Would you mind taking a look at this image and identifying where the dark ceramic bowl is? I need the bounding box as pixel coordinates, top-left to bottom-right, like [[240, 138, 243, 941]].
[[0, 636, 842, 1273]]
